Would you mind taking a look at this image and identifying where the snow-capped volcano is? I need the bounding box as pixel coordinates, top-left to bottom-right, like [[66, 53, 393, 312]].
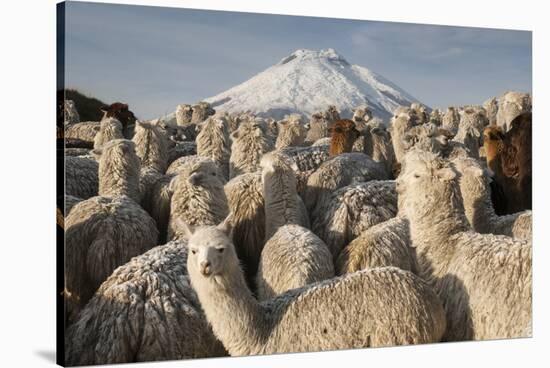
[[203, 48, 425, 121]]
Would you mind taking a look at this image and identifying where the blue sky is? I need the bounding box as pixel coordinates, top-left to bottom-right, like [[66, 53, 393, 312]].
[[64, 1, 532, 119]]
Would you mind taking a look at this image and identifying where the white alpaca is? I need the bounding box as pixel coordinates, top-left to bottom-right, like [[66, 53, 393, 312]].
[[184, 220, 446, 355], [398, 150, 531, 341]]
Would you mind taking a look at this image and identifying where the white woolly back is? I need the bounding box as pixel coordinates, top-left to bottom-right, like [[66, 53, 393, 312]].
[[94, 117, 124, 149], [132, 120, 169, 173], [97, 139, 141, 202]]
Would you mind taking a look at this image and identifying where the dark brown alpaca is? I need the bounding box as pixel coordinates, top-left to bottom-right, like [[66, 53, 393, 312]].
[[329, 119, 360, 156], [100, 102, 137, 139], [483, 112, 532, 213]]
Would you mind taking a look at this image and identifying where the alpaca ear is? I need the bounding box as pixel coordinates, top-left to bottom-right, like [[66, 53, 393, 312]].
[[436, 167, 456, 182], [217, 214, 234, 238], [175, 218, 195, 238]]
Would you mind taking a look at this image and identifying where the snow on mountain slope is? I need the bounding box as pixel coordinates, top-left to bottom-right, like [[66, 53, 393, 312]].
[[204, 49, 425, 122], [164, 49, 425, 123]]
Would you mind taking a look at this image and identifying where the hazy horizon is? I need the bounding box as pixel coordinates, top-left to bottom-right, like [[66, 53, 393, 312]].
[[63, 1, 532, 119]]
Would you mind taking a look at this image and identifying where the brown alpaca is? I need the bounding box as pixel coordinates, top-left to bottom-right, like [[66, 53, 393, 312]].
[[101, 102, 137, 139], [329, 119, 360, 157], [483, 112, 532, 213]]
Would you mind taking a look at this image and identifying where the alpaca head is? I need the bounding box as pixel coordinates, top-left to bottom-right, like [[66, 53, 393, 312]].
[[93, 138, 137, 161], [482, 126, 505, 164], [100, 102, 136, 128], [451, 156, 488, 207], [178, 160, 226, 189], [397, 150, 459, 219], [276, 114, 308, 148], [185, 216, 238, 280], [352, 105, 372, 123], [402, 123, 448, 155], [230, 117, 269, 141], [329, 119, 360, 156]]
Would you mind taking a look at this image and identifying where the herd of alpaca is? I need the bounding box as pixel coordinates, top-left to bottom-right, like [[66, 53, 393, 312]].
[[61, 92, 532, 365]]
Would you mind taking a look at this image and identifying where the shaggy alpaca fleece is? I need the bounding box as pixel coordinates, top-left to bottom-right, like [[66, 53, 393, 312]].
[[312, 180, 397, 259], [261, 152, 309, 240], [65, 240, 226, 365], [441, 107, 460, 132], [65, 121, 100, 145], [93, 117, 124, 149], [229, 119, 275, 178], [176, 104, 193, 126], [398, 150, 531, 341], [275, 114, 308, 149], [65, 148, 92, 157], [186, 225, 446, 356], [65, 156, 99, 199], [191, 102, 216, 124], [452, 156, 531, 240], [304, 106, 340, 144], [496, 91, 531, 131], [65, 195, 159, 324], [64, 100, 80, 125], [452, 108, 488, 159], [429, 109, 443, 126], [168, 159, 229, 240], [168, 141, 197, 166], [224, 172, 265, 287], [196, 117, 231, 180], [355, 125, 396, 177], [95, 139, 141, 203], [256, 224, 334, 300], [279, 145, 331, 197], [166, 155, 211, 176], [142, 173, 176, 244], [483, 97, 498, 125], [390, 108, 417, 164], [311, 137, 331, 147], [336, 216, 415, 275], [64, 195, 82, 216], [304, 152, 389, 216], [132, 120, 169, 173]]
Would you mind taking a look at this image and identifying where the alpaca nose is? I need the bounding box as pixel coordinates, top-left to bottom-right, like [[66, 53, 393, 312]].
[[200, 261, 211, 276]]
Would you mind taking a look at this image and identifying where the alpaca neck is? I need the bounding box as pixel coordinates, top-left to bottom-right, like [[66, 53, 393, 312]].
[[99, 159, 139, 201], [262, 169, 299, 240], [407, 186, 470, 279], [462, 183, 497, 234], [192, 263, 267, 356]]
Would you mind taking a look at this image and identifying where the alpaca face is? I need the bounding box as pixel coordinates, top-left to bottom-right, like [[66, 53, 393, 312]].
[[101, 138, 136, 158], [452, 157, 487, 205], [183, 161, 226, 188], [187, 226, 236, 278], [397, 151, 457, 216]]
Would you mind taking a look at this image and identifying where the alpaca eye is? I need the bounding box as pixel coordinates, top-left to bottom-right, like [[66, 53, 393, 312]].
[[217, 248, 225, 253], [414, 174, 420, 179], [211, 172, 216, 176], [191, 249, 197, 255]]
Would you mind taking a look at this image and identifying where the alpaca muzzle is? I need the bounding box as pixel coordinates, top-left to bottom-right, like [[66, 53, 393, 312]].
[[200, 261, 212, 276]]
